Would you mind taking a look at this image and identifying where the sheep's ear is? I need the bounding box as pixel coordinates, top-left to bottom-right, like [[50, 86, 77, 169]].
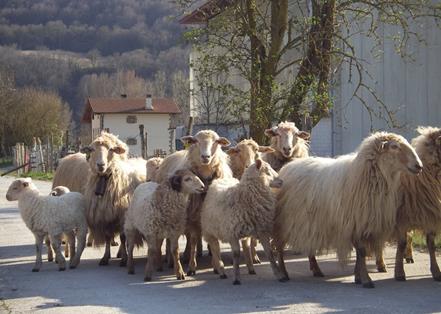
[[226, 147, 240, 155], [22, 181, 29, 187], [80, 146, 94, 154], [255, 159, 262, 170], [216, 137, 230, 147], [265, 127, 278, 137], [258, 146, 274, 153], [297, 131, 311, 140], [181, 136, 198, 145], [111, 146, 126, 154], [170, 175, 182, 192]]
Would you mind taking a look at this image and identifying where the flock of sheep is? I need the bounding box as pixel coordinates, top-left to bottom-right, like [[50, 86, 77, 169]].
[[5, 121, 441, 289]]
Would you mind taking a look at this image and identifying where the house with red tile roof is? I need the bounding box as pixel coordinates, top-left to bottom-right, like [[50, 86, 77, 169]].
[[82, 95, 180, 157]]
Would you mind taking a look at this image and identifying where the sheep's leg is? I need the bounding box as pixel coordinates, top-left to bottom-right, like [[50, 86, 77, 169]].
[[275, 242, 289, 280], [260, 235, 287, 282], [187, 231, 198, 276], [308, 255, 324, 277], [111, 238, 119, 246], [119, 233, 128, 267], [426, 232, 441, 281], [241, 238, 256, 275], [394, 234, 407, 281], [170, 236, 185, 280], [32, 233, 45, 272], [50, 234, 66, 271], [71, 226, 87, 269], [144, 237, 157, 282], [166, 238, 174, 268], [126, 230, 136, 274], [155, 238, 163, 272], [99, 237, 111, 266], [230, 240, 242, 285], [197, 236, 203, 258], [86, 231, 93, 247], [45, 235, 54, 262], [66, 231, 76, 266], [405, 231, 414, 263], [250, 237, 261, 264], [375, 245, 387, 273], [64, 234, 70, 258], [354, 243, 374, 288], [182, 232, 191, 264], [205, 235, 226, 278]]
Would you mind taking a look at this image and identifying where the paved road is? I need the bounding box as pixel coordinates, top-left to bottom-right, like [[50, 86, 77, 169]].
[[0, 176, 440, 313]]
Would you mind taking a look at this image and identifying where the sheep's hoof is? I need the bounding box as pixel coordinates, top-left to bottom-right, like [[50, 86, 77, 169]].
[[144, 276, 152, 282], [128, 269, 135, 275], [86, 242, 93, 247], [395, 275, 406, 281], [405, 257, 414, 264], [111, 240, 119, 247], [99, 259, 109, 266], [213, 269, 219, 274], [279, 277, 289, 283], [362, 281, 375, 288], [186, 270, 196, 276], [219, 274, 227, 279], [252, 257, 261, 264], [248, 270, 256, 275], [233, 280, 241, 285], [116, 252, 122, 259], [59, 267, 66, 271], [432, 275, 441, 282], [377, 265, 387, 272], [69, 265, 76, 269], [32, 268, 39, 272], [48, 256, 53, 262], [177, 273, 186, 280], [313, 270, 324, 277]]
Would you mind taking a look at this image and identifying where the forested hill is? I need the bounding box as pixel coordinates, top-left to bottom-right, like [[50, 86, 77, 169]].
[[0, 0, 189, 124], [0, 0, 182, 55]]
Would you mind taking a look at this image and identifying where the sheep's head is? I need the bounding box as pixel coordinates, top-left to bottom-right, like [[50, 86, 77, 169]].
[[369, 132, 423, 176], [246, 159, 283, 188], [6, 178, 33, 201], [181, 130, 230, 165], [169, 169, 206, 194], [265, 121, 310, 158], [227, 139, 274, 173], [412, 126, 441, 167], [146, 157, 164, 182], [50, 186, 70, 196], [81, 132, 128, 176]]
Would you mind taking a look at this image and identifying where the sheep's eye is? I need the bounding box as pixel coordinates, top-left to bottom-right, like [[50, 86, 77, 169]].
[[184, 177, 192, 182]]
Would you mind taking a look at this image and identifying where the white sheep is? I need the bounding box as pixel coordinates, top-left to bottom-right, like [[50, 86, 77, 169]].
[[146, 157, 163, 182], [6, 178, 88, 271], [273, 132, 422, 288], [201, 159, 285, 285], [125, 169, 206, 281]]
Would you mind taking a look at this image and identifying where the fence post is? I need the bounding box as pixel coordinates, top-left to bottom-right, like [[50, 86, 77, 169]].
[[37, 137, 45, 173], [139, 124, 146, 159]]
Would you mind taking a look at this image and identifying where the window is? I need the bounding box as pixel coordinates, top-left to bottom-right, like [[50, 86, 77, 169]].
[[126, 115, 137, 124], [126, 138, 137, 146]]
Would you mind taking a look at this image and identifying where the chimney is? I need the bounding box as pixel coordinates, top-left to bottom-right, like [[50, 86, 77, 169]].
[[120, 94, 127, 98], [145, 94, 153, 110]]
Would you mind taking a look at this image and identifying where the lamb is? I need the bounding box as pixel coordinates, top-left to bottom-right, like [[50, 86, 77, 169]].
[[262, 121, 310, 172], [50, 186, 70, 196], [81, 132, 146, 266], [155, 130, 232, 275], [375, 127, 441, 281], [201, 159, 285, 285], [125, 169, 206, 281], [273, 132, 423, 288], [6, 178, 88, 271], [146, 157, 163, 182]]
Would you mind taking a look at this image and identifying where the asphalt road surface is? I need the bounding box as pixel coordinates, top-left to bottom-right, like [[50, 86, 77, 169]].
[[0, 176, 440, 313]]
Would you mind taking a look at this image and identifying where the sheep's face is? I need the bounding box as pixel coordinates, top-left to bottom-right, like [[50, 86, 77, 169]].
[[170, 169, 206, 194], [251, 159, 283, 188], [82, 142, 126, 175], [6, 178, 32, 201], [50, 186, 70, 196], [181, 131, 230, 165], [378, 137, 422, 175], [227, 139, 274, 171], [413, 127, 441, 166], [265, 122, 310, 158]]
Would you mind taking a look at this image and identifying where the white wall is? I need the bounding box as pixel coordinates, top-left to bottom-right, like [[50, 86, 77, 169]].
[[101, 113, 171, 157]]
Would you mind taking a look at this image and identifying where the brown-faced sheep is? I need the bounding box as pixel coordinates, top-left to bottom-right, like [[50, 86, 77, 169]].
[[375, 127, 441, 281], [155, 130, 232, 275], [146, 157, 163, 182], [227, 139, 274, 264], [273, 132, 422, 288], [262, 121, 310, 172], [201, 159, 285, 285], [81, 132, 146, 266], [125, 169, 205, 281]]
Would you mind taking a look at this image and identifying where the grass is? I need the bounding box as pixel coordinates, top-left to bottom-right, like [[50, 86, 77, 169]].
[[0, 157, 12, 168], [411, 231, 441, 250], [20, 171, 54, 181]]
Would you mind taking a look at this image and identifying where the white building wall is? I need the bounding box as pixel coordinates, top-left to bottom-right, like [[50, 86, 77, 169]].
[[101, 113, 171, 157]]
